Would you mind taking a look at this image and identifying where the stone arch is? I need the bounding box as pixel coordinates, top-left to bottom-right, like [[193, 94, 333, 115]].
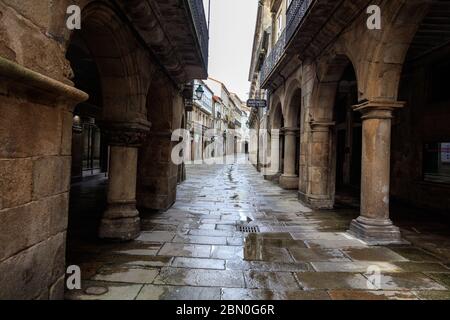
[[311, 53, 357, 123], [67, 1, 152, 126], [302, 53, 360, 208], [65, 2, 154, 242], [360, 0, 433, 101], [137, 74, 181, 212], [270, 102, 284, 130], [269, 92, 284, 130], [283, 79, 302, 127]]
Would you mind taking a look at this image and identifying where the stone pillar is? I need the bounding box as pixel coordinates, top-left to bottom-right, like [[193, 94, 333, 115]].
[[266, 130, 280, 178], [349, 100, 405, 244], [99, 126, 148, 241], [280, 127, 300, 189], [299, 121, 335, 208]]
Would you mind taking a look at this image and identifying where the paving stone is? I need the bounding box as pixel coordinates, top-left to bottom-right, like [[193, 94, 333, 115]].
[[244, 244, 295, 263], [290, 232, 350, 241], [413, 290, 450, 300], [158, 243, 211, 258], [65, 281, 142, 300], [221, 288, 330, 300], [197, 224, 217, 230], [289, 248, 350, 262], [244, 271, 300, 290], [296, 272, 369, 290], [114, 249, 159, 256], [392, 262, 450, 273], [305, 239, 368, 249], [389, 247, 443, 262], [372, 273, 448, 291], [342, 247, 409, 262], [136, 231, 176, 243], [171, 257, 225, 270], [153, 267, 245, 288], [172, 235, 228, 245], [189, 229, 237, 237], [311, 261, 402, 273], [425, 272, 450, 289], [137, 285, 221, 300], [210, 245, 243, 260], [216, 224, 236, 231], [122, 256, 173, 268], [93, 267, 159, 284], [226, 237, 244, 246], [226, 260, 313, 272], [328, 290, 418, 300]]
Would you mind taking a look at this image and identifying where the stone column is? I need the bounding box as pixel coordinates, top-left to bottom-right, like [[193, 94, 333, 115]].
[[99, 126, 148, 241], [280, 127, 300, 189], [298, 121, 335, 208], [349, 100, 405, 244], [266, 129, 280, 178]]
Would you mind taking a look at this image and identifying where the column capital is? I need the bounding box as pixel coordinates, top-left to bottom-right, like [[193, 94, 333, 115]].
[[282, 127, 300, 136], [102, 122, 151, 147], [353, 100, 406, 120], [309, 120, 335, 132], [270, 129, 281, 138]]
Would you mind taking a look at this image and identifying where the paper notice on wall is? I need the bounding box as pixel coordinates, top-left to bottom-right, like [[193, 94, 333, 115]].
[[441, 143, 450, 164]]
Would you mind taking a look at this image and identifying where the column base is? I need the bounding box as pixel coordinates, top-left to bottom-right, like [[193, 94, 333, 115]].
[[348, 216, 405, 245], [279, 175, 299, 190], [99, 202, 141, 241], [298, 191, 334, 209], [264, 172, 281, 182]]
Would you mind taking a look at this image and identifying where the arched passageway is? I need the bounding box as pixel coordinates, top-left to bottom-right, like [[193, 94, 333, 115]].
[[137, 74, 183, 213], [333, 64, 361, 207], [280, 87, 301, 190], [390, 1, 450, 220], [66, 2, 151, 260], [266, 102, 284, 181]]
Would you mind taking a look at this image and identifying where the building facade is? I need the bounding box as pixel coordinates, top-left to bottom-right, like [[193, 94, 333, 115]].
[[206, 78, 247, 156], [0, 0, 208, 299], [249, 0, 450, 244], [187, 80, 214, 161]]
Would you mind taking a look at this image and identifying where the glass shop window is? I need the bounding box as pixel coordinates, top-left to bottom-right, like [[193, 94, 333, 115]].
[[430, 60, 450, 103], [82, 119, 102, 176], [423, 142, 450, 184]]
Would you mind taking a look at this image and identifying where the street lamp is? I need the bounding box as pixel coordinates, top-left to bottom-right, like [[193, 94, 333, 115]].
[[194, 85, 205, 100]]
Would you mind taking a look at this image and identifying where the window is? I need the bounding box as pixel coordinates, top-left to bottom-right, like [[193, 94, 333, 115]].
[[276, 13, 283, 39], [82, 118, 102, 176], [423, 142, 450, 184], [430, 60, 450, 103]]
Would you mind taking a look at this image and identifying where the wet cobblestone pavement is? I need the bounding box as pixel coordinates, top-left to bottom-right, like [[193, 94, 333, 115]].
[[66, 157, 450, 300]]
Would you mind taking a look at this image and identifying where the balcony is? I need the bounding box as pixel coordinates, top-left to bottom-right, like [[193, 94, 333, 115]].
[[260, 30, 286, 86], [260, 0, 313, 88], [117, 0, 209, 84], [286, 0, 313, 44], [187, 0, 210, 71]]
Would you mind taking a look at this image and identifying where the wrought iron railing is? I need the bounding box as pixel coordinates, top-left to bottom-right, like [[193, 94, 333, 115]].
[[260, 30, 286, 85], [186, 0, 209, 70], [286, 0, 312, 44], [260, 0, 312, 85]]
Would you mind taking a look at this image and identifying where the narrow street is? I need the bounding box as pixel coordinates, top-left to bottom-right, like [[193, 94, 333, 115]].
[[66, 156, 450, 300]]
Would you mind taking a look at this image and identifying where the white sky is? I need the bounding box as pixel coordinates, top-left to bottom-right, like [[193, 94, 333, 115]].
[[203, 0, 258, 101]]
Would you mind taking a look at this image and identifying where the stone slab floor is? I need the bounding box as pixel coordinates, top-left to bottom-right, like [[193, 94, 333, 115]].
[[66, 156, 450, 300]]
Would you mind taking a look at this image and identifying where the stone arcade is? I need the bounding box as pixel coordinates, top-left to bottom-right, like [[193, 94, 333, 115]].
[[248, 0, 450, 244], [0, 0, 208, 299]]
